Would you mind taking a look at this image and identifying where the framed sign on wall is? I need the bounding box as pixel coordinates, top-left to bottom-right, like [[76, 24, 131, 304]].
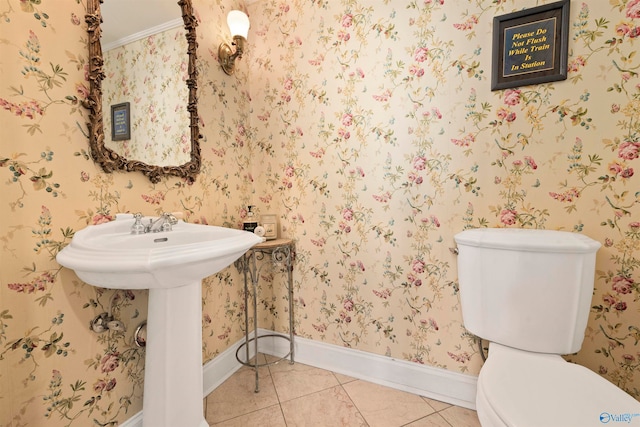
[[111, 102, 131, 141], [491, 0, 570, 91]]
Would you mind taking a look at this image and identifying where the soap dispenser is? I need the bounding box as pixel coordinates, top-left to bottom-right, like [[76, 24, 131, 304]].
[[242, 205, 258, 233]]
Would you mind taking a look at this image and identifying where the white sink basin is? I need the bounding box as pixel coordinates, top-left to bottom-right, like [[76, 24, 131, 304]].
[[57, 213, 263, 289], [56, 213, 263, 427]]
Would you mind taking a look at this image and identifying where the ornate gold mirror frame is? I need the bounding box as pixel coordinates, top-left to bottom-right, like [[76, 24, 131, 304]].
[[85, 0, 201, 183]]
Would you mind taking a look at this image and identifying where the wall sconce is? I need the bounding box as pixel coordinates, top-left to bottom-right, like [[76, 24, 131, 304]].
[[218, 10, 250, 75]]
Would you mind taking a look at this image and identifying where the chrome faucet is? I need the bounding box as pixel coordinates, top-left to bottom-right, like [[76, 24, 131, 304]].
[[131, 212, 178, 234]]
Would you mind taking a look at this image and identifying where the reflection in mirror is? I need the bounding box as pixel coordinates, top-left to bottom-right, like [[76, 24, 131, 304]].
[[85, 0, 201, 183], [102, 2, 191, 166]]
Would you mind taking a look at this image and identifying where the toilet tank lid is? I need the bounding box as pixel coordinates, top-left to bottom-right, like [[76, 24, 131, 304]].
[[454, 228, 601, 253]]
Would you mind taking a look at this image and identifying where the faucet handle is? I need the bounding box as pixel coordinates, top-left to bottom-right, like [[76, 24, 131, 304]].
[[163, 212, 179, 225], [153, 213, 177, 232], [131, 213, 146, 235]]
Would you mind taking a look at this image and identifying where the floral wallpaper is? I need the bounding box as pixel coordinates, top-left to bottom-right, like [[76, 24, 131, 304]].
[[102, 27, 191, 166], [0, 0, 639, 426], [0, 0, 251, 425], [246, 0, 640, 398]]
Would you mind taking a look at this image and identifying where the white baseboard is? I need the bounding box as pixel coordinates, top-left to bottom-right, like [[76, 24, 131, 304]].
[[121, 329, 477, 426], [202, 334, 256, 396], [254, 329, 477, 410], [120, 411, 143, 427]]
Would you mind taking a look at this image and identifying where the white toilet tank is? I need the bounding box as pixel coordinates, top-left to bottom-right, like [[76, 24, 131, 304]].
[[454, 228, 601, 354]]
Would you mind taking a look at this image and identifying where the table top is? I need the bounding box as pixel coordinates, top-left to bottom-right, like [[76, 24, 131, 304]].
[[253, 238, 294, 250]]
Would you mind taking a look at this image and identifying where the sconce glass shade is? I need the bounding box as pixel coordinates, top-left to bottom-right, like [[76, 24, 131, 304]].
[[227, 10, 250, 39]]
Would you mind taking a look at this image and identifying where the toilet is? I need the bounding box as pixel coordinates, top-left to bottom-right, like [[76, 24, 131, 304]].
[[454, 228, 640, 427]]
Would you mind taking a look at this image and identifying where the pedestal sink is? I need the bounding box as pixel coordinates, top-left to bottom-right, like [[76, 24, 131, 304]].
[[56, 214, 263, 427]]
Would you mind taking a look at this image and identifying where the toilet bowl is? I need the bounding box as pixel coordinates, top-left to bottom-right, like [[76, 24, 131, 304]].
[[476, 343, 640, 427], [454, 228, 640, 427]]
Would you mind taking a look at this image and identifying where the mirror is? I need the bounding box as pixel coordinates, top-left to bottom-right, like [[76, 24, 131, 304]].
[[85, 0, 201, 183]]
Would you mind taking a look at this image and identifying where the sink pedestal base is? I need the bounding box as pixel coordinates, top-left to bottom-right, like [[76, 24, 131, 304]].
[[54, 216, 265, 426], [143, 281, 209, 427]]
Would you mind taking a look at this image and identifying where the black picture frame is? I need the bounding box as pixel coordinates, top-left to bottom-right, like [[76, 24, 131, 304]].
[[111, 102, 131, 141], [491, 0, 569, 91]]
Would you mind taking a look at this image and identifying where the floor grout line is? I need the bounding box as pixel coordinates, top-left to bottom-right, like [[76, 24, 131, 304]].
[[338, 381, 370, 427]]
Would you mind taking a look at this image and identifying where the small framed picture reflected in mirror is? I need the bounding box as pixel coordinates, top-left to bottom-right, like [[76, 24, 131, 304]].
[[111, 102, 131, 141]]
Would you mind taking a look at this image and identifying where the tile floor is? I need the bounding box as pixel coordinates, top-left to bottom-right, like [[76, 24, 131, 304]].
[[205, 354, 481, 427]]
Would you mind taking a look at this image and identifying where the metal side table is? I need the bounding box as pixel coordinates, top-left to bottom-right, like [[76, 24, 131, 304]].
[[235, 238, 295, 393]]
